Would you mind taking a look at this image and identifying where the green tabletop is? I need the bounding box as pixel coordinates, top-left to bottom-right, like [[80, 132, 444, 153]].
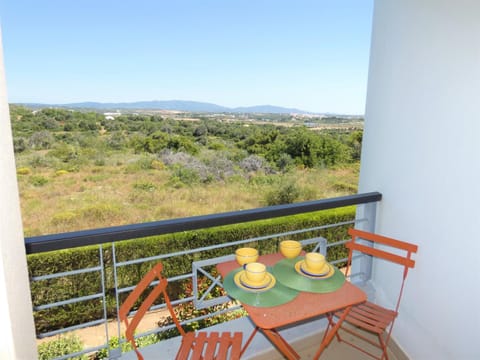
[[272, 256, 345, 293], [223, 267, 299, 307]]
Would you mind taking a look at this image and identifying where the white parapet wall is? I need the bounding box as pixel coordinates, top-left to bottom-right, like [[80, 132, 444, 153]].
[[0, 29, 38, 359]]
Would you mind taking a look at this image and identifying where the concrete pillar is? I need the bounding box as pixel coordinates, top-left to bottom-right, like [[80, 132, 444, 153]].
[[0, 28, 38, 359]]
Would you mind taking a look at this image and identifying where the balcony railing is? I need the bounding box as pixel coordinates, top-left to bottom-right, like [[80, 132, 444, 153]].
[[26, 192, 381, 359]]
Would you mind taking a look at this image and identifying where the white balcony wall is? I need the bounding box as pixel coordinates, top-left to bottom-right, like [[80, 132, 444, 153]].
[[360, 0, 480, 359], [0, 30, 38, 359]]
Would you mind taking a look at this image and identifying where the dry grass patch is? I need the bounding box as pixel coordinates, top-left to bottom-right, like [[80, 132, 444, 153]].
[[18, 161, 359, 236]]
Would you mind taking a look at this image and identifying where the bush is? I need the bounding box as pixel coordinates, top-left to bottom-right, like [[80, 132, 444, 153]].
[[17, 167, 31, 175], [37, 335, 86, 360], [265, 180, 301, 205], [94, 158, 106, 166], [133, 181, 157, 192], [93, 334, 159, 359], [78, 204, 121, 222], [240, 155, 272, 173], [51, 211, 77, 226], [332, 181, 358, 193], [124, 156, 155, 173], [30, 175, 49, 187], [14, 137, 28, 153], [55, 169, 69, 176], [29, 131, 55, 150], [168, 165, 201, 187], [29, 155, 55, 169], [49, 143, 79, 163]]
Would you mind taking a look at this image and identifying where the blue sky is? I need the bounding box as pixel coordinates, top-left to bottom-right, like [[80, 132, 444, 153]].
[[0, 0, 373, 114]]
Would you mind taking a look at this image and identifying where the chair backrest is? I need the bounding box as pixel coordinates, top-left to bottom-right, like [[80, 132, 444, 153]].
[[345, 228, 418, 311], [347, 228, 418, 271], [118, 263, 186, 360]]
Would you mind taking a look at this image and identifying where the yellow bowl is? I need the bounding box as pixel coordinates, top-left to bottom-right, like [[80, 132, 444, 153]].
[[304, 252, 326, 273], [235, 247, 259, 266], [244, 262, 267, 285], [279, 240, 302, 258]]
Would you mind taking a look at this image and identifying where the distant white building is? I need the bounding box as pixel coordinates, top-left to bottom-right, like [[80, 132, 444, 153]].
[[103, 111, 121, 120]]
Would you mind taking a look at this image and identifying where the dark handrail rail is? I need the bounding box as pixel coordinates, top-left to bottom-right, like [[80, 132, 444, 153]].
[[25, 192, 381, 254]]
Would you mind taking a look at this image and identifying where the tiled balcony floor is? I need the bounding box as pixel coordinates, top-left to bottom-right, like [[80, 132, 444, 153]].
[[252, 327, 402, 360], [121, 317, 406, 360]]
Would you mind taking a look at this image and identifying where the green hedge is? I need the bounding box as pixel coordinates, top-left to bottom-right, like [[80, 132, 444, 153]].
[[28, 206, 355, 334]]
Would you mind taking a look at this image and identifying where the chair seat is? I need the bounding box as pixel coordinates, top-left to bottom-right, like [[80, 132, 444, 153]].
[[176, 331, 243, 360], [336, 301, 397, 335]]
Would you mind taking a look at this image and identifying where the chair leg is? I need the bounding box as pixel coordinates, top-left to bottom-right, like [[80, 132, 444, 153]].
[[325, 313, 342, 343], [261, 328, 300, 360], [240, 326, 259, 357], [378, 333, 388, 360]]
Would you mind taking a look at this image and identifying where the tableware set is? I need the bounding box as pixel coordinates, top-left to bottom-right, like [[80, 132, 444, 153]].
[[234, 241, 335, 293]]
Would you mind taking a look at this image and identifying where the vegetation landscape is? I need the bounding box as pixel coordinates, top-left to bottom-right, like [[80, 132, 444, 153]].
[[10, 104, 363, 358], [11, 105, 363, 237]]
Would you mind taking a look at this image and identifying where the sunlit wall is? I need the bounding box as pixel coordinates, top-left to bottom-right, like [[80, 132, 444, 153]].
[[360, 0, 480, 358], [0, 29, 37, 359]]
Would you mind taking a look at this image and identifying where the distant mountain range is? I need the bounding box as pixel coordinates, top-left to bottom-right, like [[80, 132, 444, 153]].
[[18, 100, 310, 114]]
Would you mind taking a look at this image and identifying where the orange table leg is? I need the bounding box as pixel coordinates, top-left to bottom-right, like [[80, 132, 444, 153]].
[[313, 307, 352, 360], [261, 328, 301, 360]]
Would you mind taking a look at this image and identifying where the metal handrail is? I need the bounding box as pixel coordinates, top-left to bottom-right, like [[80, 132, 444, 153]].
[[25, 192, 381, 254]]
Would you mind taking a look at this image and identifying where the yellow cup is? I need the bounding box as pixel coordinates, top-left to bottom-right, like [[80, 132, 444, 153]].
[[244, 262, 267, 285], [304, 252, 327, 273], [279, 240, 302, 258], [235, 247, 258, 266]]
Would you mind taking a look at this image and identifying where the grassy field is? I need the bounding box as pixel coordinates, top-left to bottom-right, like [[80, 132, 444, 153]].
[[15, 151, 359, 236]]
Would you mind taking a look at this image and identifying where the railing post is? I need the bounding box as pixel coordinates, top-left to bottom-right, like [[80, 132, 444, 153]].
[[110, 243, 122, 359], [352, 201, 378, 283]]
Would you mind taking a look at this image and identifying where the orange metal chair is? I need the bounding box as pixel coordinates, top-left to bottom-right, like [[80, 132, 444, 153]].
[[119, 262, 243, 360], [326, 228, 418, 360]]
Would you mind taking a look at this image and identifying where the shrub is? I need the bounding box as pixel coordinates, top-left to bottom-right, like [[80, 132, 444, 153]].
[[29, 131, 55, 150], [78, 204, 121, 222], [168, 164, 201, 187], [124, 156, 154, 173], [30, 175, 49, 187], [92, 336, 133, 359], [133, 181, 157, 192], [106, 132, 127, 150], [264, 180, 301, 205], [49, 143, 79, 163], [207, 141, 226, 151], [55, 169, 69, 176], [51, 211, 77, 226], [332, 181, 358, 193], [94, 158, 106, 166], [29, 155, 55, 169], [17, 167, 31, 175], [276, 153, 295, 172], [14, 137, 28, 153], [240, 155, 271, 173], [151, 159, 164, 170], [93, 334, 159, 359], [37, 335, 86, 360]]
